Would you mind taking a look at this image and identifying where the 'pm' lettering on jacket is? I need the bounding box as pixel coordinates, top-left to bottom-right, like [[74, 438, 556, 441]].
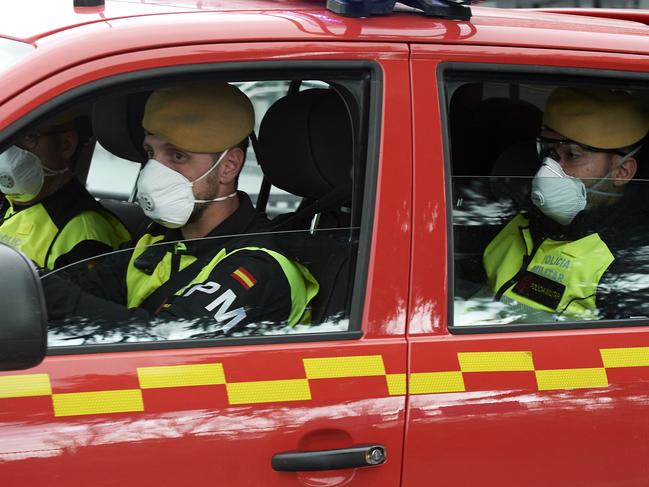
[[184, 281, 247, 333]]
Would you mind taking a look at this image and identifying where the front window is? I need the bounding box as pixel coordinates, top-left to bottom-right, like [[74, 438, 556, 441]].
[[10, 69, 374, 350]]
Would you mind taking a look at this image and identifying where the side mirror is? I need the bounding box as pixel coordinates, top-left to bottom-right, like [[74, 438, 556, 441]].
[[0, 244, 47, 370]]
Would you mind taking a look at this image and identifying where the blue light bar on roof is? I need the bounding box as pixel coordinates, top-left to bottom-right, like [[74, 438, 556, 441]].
[[326, 0, 473, 20]]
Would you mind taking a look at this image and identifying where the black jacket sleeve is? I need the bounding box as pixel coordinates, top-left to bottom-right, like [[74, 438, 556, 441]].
[[42, 245, 134, 318], [51, 240, 115, 270], [157, 250, 293, 336], [42, 249, 293, 339]]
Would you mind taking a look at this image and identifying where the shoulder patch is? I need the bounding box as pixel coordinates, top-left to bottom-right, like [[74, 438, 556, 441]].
[[231, 266, 257, 290]]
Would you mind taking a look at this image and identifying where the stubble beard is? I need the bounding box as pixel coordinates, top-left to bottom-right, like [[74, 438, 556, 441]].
[[187, 169, 222, 224]]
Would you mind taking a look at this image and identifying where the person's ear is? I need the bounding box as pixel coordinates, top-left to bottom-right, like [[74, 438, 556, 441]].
[[612, 155, 637, 186], [218, 147, 244, 185], [59, 129, 79, 161]]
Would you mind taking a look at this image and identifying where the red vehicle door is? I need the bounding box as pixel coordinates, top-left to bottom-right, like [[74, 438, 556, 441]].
[[0, 15, 412, 486], [404, 43, 649, 486]]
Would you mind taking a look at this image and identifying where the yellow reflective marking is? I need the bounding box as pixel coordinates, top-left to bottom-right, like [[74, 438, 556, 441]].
[[458, 351, 534, 372], [0, 374, 51, 398], [138, 363, 225, 389], [226, 379, 311, 405], [535, 368, 609, 391], [601, 347, 649, 368], [386, 374, 406, 396], [52, 390, 144, 417], [303, 355, 386, 379], [410, 372, 465, 394]]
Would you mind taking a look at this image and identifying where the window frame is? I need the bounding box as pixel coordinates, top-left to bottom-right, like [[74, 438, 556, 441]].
[[0, 60, 383, 354], [440, 62, 649, 334]]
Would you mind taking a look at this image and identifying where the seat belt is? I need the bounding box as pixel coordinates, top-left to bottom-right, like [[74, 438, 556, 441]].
[[271, 182, 352, 231]]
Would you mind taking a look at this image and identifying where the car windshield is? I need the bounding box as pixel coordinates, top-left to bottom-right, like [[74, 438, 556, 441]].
[[0, 37, 34, 73]]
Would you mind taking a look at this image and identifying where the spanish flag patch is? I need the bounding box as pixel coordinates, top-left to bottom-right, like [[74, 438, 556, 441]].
[[231, 266, 257, 290]]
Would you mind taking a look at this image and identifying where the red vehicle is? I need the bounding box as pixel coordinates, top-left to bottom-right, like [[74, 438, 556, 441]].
[[2, 1, 649, 485]]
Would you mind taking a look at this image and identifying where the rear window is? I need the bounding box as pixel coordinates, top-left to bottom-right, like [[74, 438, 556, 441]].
[[446, 75, 649, 330]]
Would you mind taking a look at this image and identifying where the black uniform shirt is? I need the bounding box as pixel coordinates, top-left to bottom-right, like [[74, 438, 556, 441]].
[[43, 192, 297, 340]]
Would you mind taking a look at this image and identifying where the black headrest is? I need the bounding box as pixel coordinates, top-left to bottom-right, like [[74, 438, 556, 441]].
[[92, 91, 150, 163], [450, 90, 542, 176], [258, 89, 353, 199]]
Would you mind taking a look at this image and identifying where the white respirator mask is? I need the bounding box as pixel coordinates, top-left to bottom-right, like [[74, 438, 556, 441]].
[[531, 145, 640, 226], [0, 145, 69, 203], [136, 149, 236, 229], [531, 157, 587, 226]]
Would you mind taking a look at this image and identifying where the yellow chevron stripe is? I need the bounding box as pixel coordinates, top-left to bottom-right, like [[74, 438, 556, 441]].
[[226, 379, 311, 405], [138, 363, 225, 389], [10, 348, 649, 418], [0, 374, 51, 399], [52, 389, 144, 417], [303, 355, 386, 379], [601, 347, 649, 368], [458, 351, 534, 372], [386, 373, 407, 395], [535, 368, 608, 391], [410, 372, 465, 394]]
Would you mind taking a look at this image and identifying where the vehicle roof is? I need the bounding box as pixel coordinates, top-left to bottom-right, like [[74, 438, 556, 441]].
[[4, 0, 649, 54]]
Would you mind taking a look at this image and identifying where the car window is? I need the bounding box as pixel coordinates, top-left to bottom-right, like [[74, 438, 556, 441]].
[[448, 78, 649, 329], [86, 142, 140, 200], [18, 71, 372, 350]]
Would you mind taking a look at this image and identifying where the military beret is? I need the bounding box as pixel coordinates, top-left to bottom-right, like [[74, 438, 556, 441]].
[[142, 83, 254, 153], [543, 87, 649, 149], [46, 108, 83, 127]]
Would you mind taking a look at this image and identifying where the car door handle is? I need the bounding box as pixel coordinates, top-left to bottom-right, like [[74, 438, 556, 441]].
[[272, 444, 386, 472]]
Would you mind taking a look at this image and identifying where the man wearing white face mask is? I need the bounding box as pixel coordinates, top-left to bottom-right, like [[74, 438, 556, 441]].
[[43, 83, 318, 337], [0, 114, 130, 270], [482, 87, 649, 322]]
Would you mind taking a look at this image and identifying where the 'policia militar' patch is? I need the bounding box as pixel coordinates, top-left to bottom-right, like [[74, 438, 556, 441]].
[[512, 270, 565, 310]]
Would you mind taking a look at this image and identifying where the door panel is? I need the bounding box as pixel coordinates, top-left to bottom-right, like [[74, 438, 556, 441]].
[[0, 42, 411, 486], [406, 47, 649, 486], [404, 331, 649, 486], [1, 342, 406, 486]]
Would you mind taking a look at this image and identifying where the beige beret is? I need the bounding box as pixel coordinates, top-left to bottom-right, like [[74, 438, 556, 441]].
[[543, 87, 649, 149], [46, 108, 82, 127], [143, 83, 254, 153]]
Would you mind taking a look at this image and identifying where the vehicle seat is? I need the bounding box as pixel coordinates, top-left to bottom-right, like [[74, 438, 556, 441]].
[[450, 85, 542, 177], [258, 88, 353, 232], [92, 91, 151, 236], [257, 88, 355, 323], [92, 91, 149, 163], [98, 198, 146, 237], [490, 139, 539, 211]]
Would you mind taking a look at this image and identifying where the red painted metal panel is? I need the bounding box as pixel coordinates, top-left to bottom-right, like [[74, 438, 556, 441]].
[[0, 41, 410, 486], [7, 5, 649, 106], [403, 332, 649, 486], [405, 44, 649, 486]]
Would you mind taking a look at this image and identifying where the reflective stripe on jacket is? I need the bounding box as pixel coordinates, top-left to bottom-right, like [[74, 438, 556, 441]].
[[126, 232, 319, 326], [483, 214, 614, 320], [0, 202, 130, 269]]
